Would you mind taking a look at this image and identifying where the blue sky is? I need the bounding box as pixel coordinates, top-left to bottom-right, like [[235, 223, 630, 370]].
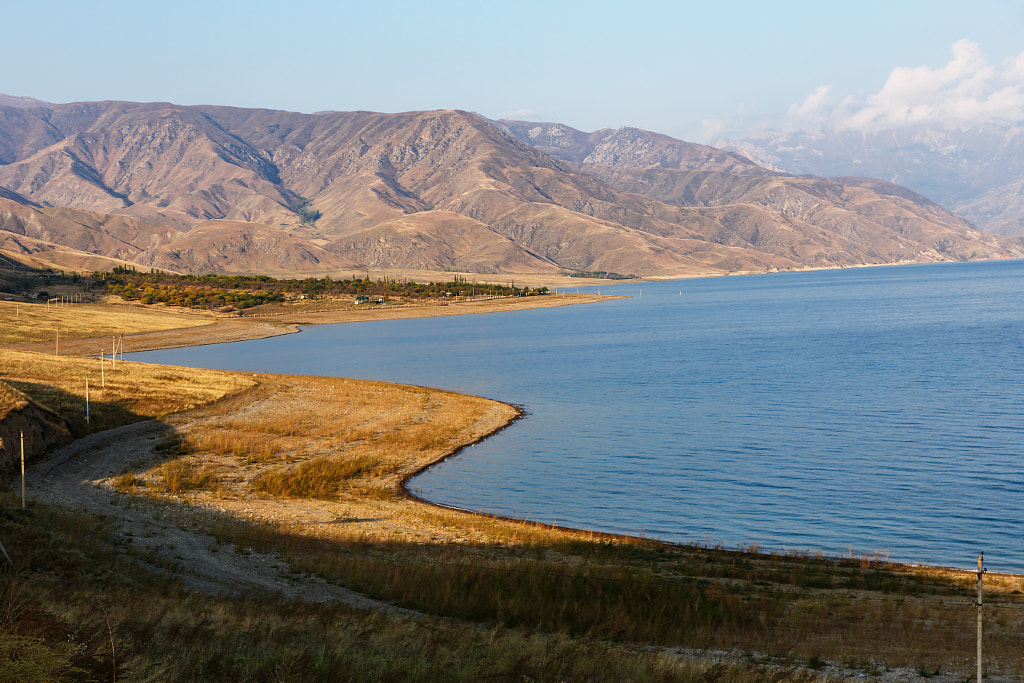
[[4, 0, 1023, 141]]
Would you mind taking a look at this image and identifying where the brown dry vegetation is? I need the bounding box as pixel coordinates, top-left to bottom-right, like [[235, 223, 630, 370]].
[[0, 348, 253, 439], [0, 508, 828, 683], [0, 299, 214, 345]]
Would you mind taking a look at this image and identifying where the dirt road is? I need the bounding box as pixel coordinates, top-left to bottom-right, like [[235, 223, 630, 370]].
[[27, 417, 414, 613]]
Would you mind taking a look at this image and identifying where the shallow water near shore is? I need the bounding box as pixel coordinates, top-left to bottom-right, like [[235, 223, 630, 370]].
[[131, 260, 1024, 572]]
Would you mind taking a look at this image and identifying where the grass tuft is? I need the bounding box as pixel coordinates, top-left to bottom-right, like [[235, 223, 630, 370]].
[[159, 459, 220, 494]]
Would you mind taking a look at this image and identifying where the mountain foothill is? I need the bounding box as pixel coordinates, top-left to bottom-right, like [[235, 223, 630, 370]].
[[0, 98, 1020, 278]]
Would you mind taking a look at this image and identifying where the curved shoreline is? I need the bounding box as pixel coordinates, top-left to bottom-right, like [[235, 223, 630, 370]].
[[396, 400, 1014, 581], [396, 404, 670, 547], [11, 290, 1013, 582]]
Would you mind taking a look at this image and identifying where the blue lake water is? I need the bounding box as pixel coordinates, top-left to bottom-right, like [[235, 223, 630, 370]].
[[130, 260, 1024, 573]]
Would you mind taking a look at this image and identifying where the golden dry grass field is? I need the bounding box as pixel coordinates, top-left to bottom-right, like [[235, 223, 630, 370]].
[[0, 349, 254, 437], [0, 300, 214, 346]]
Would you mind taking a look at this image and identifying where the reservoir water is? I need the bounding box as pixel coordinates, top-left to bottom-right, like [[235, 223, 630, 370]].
[[130, 260, 1024, 572]]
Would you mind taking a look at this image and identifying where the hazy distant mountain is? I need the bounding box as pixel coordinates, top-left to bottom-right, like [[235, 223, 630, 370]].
[[0, 94, 50, 109], [719, 123, 1024, 236], [0, 98, 1020, 277], [495, 120, 767, 175]]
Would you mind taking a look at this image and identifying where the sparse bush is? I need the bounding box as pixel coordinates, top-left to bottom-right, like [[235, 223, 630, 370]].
[[159, 459, 218, 494]]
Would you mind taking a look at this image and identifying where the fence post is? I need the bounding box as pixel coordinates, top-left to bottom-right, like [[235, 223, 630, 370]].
[[977, 552, 985, 683], [21, 431, 25, 510]]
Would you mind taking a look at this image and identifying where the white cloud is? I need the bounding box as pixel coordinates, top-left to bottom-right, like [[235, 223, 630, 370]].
[[788, 40, 1024, 132], [788, 85, 834, 119]]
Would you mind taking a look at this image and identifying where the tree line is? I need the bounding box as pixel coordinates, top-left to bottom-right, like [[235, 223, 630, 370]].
[[94, 268, 548, 310]]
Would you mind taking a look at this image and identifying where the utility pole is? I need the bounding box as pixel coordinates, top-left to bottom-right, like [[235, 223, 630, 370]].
[[977, 552, 985, 683]]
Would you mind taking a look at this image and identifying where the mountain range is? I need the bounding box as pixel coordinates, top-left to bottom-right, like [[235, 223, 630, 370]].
[[0, 97, 1020, 277], [720, 123, 1024, 237]]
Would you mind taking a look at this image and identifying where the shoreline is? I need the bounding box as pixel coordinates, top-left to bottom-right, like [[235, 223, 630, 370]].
[[5, 292, 618, 356], [398, 405, 1011, 581], [6, 285, 1013, 584]]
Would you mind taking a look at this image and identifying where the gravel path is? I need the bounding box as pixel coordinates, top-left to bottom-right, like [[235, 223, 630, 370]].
[[26, 419, 415, 614]]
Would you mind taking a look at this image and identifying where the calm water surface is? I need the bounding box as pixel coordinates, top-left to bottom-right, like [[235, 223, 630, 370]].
[[131, 261, 1024, 572]]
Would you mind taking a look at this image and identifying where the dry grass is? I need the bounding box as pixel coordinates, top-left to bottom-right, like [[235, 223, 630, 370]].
[[0, 380, 29, 420], [0, 349, 254, 437], [127, 375, 516, 519], [0, 300, 214, 346], [1, 510, 843, 683]]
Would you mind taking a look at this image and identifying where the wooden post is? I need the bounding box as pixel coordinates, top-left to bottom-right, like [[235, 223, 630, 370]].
[[112, 336, 116, 371], [20, 430, 25, 510], [85, 379, 90, 425], [977, 552, 984, 683], [100, 351, 105, 388]]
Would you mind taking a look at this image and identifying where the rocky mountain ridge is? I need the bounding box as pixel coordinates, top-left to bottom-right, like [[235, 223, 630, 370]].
[[0, 98, 1020, 277]]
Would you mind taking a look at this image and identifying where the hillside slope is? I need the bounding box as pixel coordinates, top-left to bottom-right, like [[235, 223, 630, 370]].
[[0, 100, 1020, 277]]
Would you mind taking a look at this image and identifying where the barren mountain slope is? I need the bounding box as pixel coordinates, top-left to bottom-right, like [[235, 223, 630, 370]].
[[500, 120, 1022, 266], [579, 166, 1014, 263], [0, 101, 299, 229], [496, 120, 768, 175], [0, 100, 1021, 276]]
